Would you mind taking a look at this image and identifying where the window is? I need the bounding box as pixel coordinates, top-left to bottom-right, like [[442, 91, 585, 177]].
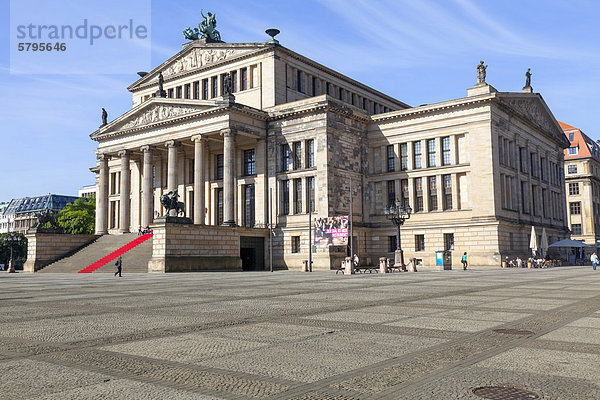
[[231, 70, 238, 92], [570, 201, 581, 215], [202, 78, 208, 99], [519, 147, 526, 173], [216, 188, 223, 225], [442, 136, 451, 166], [211, 77, 218, 97], [542, 188, 547, 217], [540, 157, 546, 181], [293, 142, 302, 170], [400, 143, 408, 170], [243, 149, 255, 176], [281, 180, 290, 215], [184, 83, 190, 99], [428, 176, 437, 211], [292, 236, 301, 253], [215, 154, 223, 180], [568, 147, 579, 155], [240, 68, 248, 90], [387, 144, 395, 172], [444, 233, 454, 251], [326, 82, 331, 95], [401, 179, 409, 207], [521, 181, 529, 213], [530, 152, 536, 177], [338, 87, 343, 100], [362, 98, 367, 110], [167, 88, 174, 98], [427, 139, 436, 167], [414, 177, 423, 212], [193, 81, 199, 99], [388, 236, 397, 252], [176, 86, 182, 99], [306, 176, 315, 212], [294, 178, 302, 214], [568, 165, 577, 174], [387, 180, 395, 207], [415, 235, 425, 251], [443, 174, 452, 210], [243, 184, 255, 227], [281, 144, 291, 172], [569, 132, 574, 141], [312, 76, 316, 95], [296, 70, 304, 93], [569, 182, 580, 195], [306, 139, 315, 168], [572, 223, 582, 235], [413, 141, 422, 169]]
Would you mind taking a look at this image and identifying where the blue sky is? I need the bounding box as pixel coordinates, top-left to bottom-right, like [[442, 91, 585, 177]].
[[1, 0, 598, 200]]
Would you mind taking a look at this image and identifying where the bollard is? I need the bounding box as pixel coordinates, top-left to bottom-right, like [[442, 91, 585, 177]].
[[302, 260, 309, 272], [379, 257, 388, 273], [344, 257, 354, 274]]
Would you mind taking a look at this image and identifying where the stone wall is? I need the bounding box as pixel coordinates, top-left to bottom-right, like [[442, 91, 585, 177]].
[[148, 219, 244, 272], [23, 231, 99, 272]]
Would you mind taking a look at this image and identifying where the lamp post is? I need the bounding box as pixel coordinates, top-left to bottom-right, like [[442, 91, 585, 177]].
[[384, 199, 412, 269], [3, 232, 23, 273]]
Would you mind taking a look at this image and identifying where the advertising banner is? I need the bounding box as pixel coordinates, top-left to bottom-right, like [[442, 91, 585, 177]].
[[314, 216, 348, 246]]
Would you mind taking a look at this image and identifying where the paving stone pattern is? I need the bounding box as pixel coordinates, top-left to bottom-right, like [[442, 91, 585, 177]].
[[1, 266, 599, 399]]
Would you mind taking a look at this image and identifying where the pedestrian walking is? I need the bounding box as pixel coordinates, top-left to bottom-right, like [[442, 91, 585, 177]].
[[461, 252, 468, 270], [591, 252, 598, 271], [114, 256, 122, 277]]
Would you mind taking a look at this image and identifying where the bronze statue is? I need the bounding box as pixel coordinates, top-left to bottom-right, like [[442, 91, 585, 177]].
[[223, 72, 232, 95], [183, 10, 221, 41], [477, 61, 487, 85], [101, 108, 108, 126], [158, 72, 164, 92], [34, 209, 59, 230], [159, 190, 185, 217], [524, 68, 532, 88]]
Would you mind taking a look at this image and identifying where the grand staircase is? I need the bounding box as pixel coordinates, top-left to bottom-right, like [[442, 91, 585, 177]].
[[39, 234, 153, 273]]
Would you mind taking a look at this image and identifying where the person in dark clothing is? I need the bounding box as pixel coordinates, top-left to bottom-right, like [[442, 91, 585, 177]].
[[114, 256, 122, 277]]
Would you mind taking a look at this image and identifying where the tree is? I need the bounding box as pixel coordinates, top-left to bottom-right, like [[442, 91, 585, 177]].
[[0, 233, 27, 265], [56, 196, 96, 234]]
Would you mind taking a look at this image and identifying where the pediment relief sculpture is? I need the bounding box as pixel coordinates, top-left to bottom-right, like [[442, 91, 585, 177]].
[[120, 104, 201, 130], [501, 98, 556, 135], [162, 48, 241, 78]]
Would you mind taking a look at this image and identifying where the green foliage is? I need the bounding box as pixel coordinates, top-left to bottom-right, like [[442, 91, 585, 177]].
[[56, 197, 96, 235], [0, 233, 27, 265]]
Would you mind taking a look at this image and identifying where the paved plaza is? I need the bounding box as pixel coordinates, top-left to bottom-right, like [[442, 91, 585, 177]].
[[1, 267, 599, 399]]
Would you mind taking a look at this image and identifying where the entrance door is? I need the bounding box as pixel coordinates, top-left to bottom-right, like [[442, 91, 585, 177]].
[[240, 236, 265, 271]]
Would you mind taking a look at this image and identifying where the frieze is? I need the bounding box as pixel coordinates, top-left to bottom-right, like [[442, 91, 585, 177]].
[[162, 48, 239, 78], [120, 104, 201, 130]]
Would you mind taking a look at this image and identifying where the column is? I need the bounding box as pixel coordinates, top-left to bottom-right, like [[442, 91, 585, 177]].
[[165, 140, 179, 216], [192, 136, 206, 224], [96, 154, 109, 234], [141, 145, 153, 227], [118, 150, 131, 233], [222, 128, 236, 226]]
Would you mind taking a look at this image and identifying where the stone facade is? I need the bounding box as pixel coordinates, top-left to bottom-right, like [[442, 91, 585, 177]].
[[23, 231, 99, 272], [91, 38, 571, 270]]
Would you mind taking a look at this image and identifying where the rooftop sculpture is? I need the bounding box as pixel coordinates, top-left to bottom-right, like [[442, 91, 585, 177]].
[[183, 11, 222, 42]]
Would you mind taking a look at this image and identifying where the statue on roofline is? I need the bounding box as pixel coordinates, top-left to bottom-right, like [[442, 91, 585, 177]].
[[476, 60, 487, 85], [183, 10, 222, 42]]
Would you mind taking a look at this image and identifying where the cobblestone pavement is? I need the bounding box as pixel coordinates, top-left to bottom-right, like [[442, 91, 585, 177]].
[[1, 266, 599, 399]]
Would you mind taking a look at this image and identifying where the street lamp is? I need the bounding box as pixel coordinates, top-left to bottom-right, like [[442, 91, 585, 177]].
[[384, 199, 412, 269], [2, 232, 23, 273]]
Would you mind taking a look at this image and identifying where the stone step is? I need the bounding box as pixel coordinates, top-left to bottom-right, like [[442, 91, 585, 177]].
[[40, 234, 153, 273]]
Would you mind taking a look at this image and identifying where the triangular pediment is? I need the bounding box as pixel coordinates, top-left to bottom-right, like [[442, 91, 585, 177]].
[[91, 98, 217, 139], [128, 42, 269, 91], [497, 93, 570, 147]]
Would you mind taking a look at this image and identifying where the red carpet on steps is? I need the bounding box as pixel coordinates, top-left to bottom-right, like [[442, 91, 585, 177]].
[[78, 234, 153, 273]]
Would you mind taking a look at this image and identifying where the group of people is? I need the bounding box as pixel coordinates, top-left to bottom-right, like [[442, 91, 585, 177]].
[[137, 225, 153, 235]]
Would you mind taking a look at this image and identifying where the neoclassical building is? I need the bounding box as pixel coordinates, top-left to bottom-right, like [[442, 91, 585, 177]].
[[91, 35, 570, 269], [561, 121, 600, 247]]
